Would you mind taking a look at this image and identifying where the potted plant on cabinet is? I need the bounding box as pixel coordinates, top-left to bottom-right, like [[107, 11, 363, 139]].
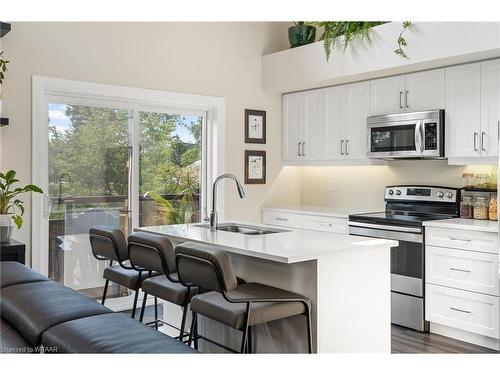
[[0, 170, 43, 242], [288, 22, 317, 48]]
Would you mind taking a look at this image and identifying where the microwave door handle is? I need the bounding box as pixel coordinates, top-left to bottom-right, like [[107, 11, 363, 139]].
[[414, 121, 423, 154]]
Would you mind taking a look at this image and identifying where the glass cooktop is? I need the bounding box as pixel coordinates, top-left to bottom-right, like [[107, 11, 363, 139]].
[[348, 211, 457, 227]]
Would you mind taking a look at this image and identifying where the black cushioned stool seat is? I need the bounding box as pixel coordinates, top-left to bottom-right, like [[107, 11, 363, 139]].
[[191, 283, 307, 330], [0, 319, 33, 354], [41, 313, 197, 353], [0, 280, 112, 346], [0, 261, 49, 289]]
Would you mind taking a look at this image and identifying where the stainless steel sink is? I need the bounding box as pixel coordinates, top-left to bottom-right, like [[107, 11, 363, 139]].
[[195, 223, 288, 235]]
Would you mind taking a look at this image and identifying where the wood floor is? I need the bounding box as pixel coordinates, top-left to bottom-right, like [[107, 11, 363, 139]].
[[391, 324, 498, 354]]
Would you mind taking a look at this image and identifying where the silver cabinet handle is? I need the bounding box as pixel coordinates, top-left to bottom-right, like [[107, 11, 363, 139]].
[[319, 222, 333, 227], [449, 267, 471, 273], [450, 307, 471, 314], [405, 90, 409, 108], [481, 131, 486, 152], [275, 217, 288, 221], [340, 140, 344, 155], [298, 142, 301, 157], [345, 139, 349, 155], [473, 132, 479, 152], [302, 142, 306, 157], [399, 91, 403, 109], [449, 236, 472, 242]]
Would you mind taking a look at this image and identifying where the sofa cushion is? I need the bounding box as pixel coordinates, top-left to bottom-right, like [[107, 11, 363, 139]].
[[0, 262, 49, 289], [41, 313, 197, 353], [0, 280, 112, 346], [0, 319, 33, 354]]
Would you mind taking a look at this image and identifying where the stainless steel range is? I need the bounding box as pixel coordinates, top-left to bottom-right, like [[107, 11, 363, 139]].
[[348, 185, 460, 331]]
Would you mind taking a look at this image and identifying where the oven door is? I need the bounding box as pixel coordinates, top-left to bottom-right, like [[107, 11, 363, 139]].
[[368, 120, 423, 159], [348, 222, 424, 297]]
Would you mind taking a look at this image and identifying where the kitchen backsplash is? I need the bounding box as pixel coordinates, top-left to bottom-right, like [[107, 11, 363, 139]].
[[300, 161, 496, 210]]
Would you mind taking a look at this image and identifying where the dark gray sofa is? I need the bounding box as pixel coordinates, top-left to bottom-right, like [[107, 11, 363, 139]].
[[0, 262, 196, 354]]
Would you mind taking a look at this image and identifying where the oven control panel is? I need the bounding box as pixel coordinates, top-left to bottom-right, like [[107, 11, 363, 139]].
[[385, 186, 458, 203]]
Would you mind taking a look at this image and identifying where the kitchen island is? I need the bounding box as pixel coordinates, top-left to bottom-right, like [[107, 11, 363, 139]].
[[137, 222, 396, 353]]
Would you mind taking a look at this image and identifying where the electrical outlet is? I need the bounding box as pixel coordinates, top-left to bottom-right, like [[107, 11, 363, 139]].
[[328, 179, 335, 191]]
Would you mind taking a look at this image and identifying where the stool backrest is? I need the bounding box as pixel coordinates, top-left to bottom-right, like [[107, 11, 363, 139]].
[[175, 242, 238, 293], [128, 232, 176, 275], [89, 226, 129, 263]]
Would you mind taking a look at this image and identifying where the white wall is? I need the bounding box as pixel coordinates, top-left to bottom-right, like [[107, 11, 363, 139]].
[[300, 162, 495, 210], [0, 22, 301, 264]]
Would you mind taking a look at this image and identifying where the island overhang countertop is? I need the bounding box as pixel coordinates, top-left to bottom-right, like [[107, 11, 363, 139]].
[[136, 222, 397, 264]]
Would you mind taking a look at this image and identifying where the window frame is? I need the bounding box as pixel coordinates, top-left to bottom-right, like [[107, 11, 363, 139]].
[[32, 76, 225, 275]]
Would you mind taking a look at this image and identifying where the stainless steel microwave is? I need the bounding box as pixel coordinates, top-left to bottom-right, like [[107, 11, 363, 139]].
[[367, 109, 445, 159]]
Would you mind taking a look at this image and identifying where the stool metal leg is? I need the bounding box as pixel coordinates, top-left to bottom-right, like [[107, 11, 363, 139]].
[[179, 306, 187, 341], [247, 326, 253, 354], [131, 290, 139, 319], [240, 301, 252, 353], [154, 297, 158, 330], [188, 311, 197, 346], [101, 279, 109, 305], [139, 292, 148, 322], [305, 305, 313, 354]]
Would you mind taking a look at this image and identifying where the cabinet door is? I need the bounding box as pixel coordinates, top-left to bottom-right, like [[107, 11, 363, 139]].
[[302, 89, 324, 160], [405, 69, 445, 112], [445, 63, 481, 158], [370, 75, 406, 115], [324, 86, 345, 160], [481, 59, 500, 157], [345, 81, 370, 159], [282, 92, 303, 161]]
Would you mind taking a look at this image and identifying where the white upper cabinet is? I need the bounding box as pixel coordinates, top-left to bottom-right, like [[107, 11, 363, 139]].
[[446, 63, 482, 158], [282, 89, 324, 162], [405, 69, 445, 111], [324, 86, 345, 160], [370, 75, 405, 115], [302, 89, 325, 160], [282, 92, 303, 161], [370, 69, 445, 115], [344, 82, 370, 160], [480, 59, 500, 158]]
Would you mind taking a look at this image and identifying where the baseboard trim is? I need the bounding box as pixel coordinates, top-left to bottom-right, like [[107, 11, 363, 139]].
[[430, 322, 499, 351]]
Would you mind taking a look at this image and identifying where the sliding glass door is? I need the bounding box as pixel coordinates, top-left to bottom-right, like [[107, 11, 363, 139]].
[[46, 100, 206, 306]]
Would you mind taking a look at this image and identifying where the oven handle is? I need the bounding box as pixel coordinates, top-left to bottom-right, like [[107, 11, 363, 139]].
[[348, 221, 422, 233], [349, 224, 423, 243]]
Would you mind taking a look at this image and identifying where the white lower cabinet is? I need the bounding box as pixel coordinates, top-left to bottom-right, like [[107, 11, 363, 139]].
[[426, 284, 499, 339], [262, 209, 348, 234], [425, 226, 500, 348], [426, 245, 498, 296]]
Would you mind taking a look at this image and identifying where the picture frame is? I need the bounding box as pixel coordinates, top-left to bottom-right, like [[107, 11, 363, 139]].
[[244, 150, 266, 184], [245, 109, 266, 144]]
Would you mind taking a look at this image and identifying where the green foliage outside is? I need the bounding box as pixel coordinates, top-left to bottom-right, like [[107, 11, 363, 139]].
[[48, 105, 202, 224]]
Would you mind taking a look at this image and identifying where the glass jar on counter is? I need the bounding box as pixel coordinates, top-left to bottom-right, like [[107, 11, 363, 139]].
[[473, 196, 489, 220], [460, 196, 474, 219], [475, 174, 491, 189], [461, 173, 475, 189], [489, 193, 497, 221]]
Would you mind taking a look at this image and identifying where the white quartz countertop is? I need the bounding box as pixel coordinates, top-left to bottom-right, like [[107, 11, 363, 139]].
[[261, 205, 381, 219], [424, 218, 499, 233], [136, 223, 397, 264]]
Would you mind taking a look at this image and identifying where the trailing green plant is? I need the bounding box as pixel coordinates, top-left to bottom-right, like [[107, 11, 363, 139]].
[[394, 21, 412, 58], [311, 21, 411, 61], [0, 51, 9, 85], [0, 170, 43, 229]]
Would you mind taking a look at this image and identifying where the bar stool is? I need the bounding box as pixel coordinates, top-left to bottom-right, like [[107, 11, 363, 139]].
[[89, 226, 153, 318], [127, 232, 197, 342], [175, 242, 313, 354]]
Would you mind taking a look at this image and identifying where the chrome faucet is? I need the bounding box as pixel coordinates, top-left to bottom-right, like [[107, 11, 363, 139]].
[[209, 174, 245, 231]]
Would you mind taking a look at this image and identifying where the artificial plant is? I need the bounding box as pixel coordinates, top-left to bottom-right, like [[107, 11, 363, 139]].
[[0, 170, 43, 229], [0, 51, 9, 84], [310, 21, 412, 61]]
